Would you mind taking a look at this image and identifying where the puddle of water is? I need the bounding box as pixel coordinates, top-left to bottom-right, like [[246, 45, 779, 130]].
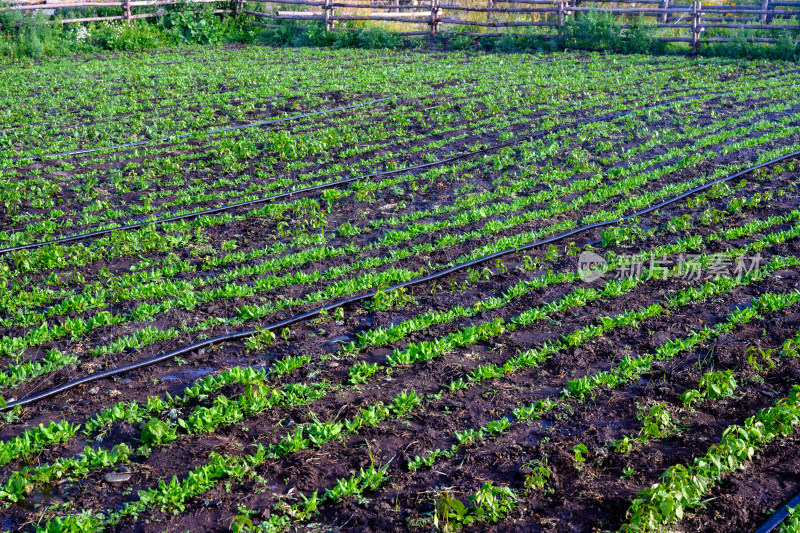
[[388, 317, 409, 328], [161, 367, 214, 382], [18, 488, 64, 511], [327, 334, 352, 344]]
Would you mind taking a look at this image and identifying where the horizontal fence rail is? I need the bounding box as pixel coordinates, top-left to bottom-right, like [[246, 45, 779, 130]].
[[244, 0, 800, 49], [0, 0, 234, 25], [2, 0, 799, 51]]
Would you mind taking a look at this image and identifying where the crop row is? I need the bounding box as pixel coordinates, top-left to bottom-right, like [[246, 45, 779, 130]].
[[28, 250, 800, 531], [9, 210, 800, 527], [5, 63, 796, 246], [3, 90, 790, 324], [4, 100, 798, 366]]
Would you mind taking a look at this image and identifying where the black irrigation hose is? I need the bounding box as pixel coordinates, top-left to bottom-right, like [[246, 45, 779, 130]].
[[5, 146, 800, 411], [0, 93, 703, 256], [0, 84, 485, 241], [6, 95, 396, 164], [755, 490, 800, 533]]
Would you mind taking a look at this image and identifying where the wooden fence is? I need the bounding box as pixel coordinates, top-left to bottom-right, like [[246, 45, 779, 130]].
[[2, 0, 799, 52], [244, 0, 800, 51], [0, 0, 231, 25]]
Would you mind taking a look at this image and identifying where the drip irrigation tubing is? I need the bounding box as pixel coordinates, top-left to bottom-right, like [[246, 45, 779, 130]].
[[755, 490, 800, 533], [0, 93, 706, 256], [6, 95, 397, 163], [4, 79, 484, 157], [0, 73, 376, 135], [4, 146, 800, 411]]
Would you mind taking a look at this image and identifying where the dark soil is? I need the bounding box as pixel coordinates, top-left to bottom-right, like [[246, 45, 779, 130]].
[[2, 50, 800, 533]]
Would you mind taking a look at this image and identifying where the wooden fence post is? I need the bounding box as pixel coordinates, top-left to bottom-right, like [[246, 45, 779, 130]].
[[557, 0, 565, 43], [691, 0, 702, 54], [429, 0, 439, 36], [697, 1, 704, 52], [123, 0, 131, 22], [486, 0, 493, 22], [324, 0, 332, 30], [660, 0, 669, 23], [761, 0, 769, 24], [690, 0, 697, 54], [690, 0, 693, 53]]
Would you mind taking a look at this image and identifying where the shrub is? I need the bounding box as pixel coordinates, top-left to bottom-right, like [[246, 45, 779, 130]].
[[562, 10, 621, 51], [357, 27, 403, 49], [0, 9, 58, 59], [93, 21, 168, 50], [621, 15, 660, 54], [158, 3, 234, 44], [775, 30, 799, 61], [449, 32, 476, 50], [496, 32, 516, 52]]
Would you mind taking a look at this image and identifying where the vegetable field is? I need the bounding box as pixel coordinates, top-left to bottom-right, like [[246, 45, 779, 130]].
[[2, 46, 800, 533]]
